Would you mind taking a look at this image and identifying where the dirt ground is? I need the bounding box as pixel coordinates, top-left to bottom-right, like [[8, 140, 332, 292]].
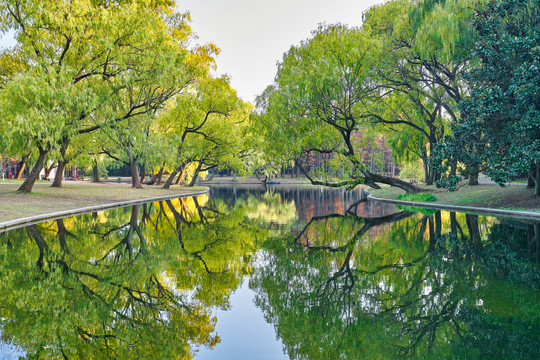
[[0, 180, 205, 222]]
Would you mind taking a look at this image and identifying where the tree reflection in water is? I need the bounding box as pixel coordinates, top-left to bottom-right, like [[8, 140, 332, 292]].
[[250, 200, 540, 360], [0, 186, 538, 360], [0, 195, 262, 359]]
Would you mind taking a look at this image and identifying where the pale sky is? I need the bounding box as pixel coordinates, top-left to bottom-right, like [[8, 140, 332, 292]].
[[0, 0, 384, 103]]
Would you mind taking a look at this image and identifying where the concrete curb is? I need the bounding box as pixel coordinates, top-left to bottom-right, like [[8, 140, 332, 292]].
[[0, 188, 209, 233], [365, 190, 540, 221]]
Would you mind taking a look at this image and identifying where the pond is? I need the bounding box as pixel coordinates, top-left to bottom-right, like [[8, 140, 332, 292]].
[[0, 185, 539, 359]]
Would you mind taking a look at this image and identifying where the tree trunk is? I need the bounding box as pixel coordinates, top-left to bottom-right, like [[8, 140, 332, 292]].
[[533, 160, 540, 197], [146, 165, 164, 185], [450, 212, 457, 235], [156, 167, 165, 185], [188, 162, 203, 187], [422, 155, 431, 185], [365, 171, 425, 193], [17, 147, 48, 193], [15, 154, 29, 179], [52, 139, 70, 188], [52, 161, 67, 187], [255, 173, 268, 183], [469, 164, 479, 186], [130, 159, 143, 189], [140, 163, 146, 184], [466, 214, 482, 246], [174, 169, 184, 185], [528, 166, 535, 188], [44, 163, 56, 180], [92, 162, 100, 182], [163, 170, 178, 189], [127, 145, 142, 189]]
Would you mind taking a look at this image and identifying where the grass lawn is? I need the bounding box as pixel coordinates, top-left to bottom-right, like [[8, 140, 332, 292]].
[[368, 183, 540, 212], [0, 180, 206, 222]]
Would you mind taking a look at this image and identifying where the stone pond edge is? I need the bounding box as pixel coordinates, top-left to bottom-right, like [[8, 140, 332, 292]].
[[0, 188, 209, 233], [365, 190, 540, 221]]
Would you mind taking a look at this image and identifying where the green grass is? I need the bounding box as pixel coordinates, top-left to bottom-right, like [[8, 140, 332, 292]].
[[369, 183, 540, 211], [396, 205, 437, 215], [396, 192, 437, 202]]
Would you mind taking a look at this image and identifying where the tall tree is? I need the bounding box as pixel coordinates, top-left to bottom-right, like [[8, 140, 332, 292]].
[[434, 0, 540, 195], [0, 0, 195, 192], [256, 24, 423, 192], [362, 0, 482, 185], [158, 75, 244, 189]]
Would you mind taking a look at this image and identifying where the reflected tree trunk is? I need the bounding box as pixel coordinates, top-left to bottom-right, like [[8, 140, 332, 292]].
[[465, 214, 481, 245], [435, 211, 442, 238], [450, 212, 457, 235], [26, 225, 49, 269]]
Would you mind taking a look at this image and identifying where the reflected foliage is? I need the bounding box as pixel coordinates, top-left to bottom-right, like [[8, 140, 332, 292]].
[[0, 186, 539, 359], [251, 204, 540, 359], [0, 195, 263, 359]]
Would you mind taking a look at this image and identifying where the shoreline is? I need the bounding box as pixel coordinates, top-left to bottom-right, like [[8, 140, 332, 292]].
[[2, 180, 540, 233], [0, 188, 209, 233], [365, 190, 540, 221]]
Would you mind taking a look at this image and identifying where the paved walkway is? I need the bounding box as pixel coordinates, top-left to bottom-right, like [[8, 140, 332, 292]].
[[477, 177, 526, 186]]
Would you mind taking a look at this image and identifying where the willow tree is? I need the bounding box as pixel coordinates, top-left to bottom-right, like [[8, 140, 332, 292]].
[[361, 0, 484, 185], [256, 24, 422, 192], [0, 0, 197, 193], [158, 74, 244, 189]]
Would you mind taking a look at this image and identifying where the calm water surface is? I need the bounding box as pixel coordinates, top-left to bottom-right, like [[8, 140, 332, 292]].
[[0, 185, 539, 359]]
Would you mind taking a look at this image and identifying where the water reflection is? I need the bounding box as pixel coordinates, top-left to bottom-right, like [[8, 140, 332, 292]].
[[250, 197, 540, 360], [0, 195, 261, 359], [0, 185, 538, 359]]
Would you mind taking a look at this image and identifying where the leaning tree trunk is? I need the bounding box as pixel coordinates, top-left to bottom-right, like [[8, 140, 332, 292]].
[[174, 169, 184, 185], [163, 163, 186, 189], [296, 159, 425, 193], [188, 163, 203, 187], [17, 147, 49, 193], [365, 171, 425, 193], [145, 165, 164, 185], [156, 168, 165, 185], [163, 170, 178, 189], [15, 154, 29, 179], [52, 161, 67, 187], [255, 173, 268, 183]]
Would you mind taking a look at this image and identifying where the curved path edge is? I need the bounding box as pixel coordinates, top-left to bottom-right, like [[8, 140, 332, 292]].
[[365, 190, 540, 221], [0, 188, 209, 233]]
